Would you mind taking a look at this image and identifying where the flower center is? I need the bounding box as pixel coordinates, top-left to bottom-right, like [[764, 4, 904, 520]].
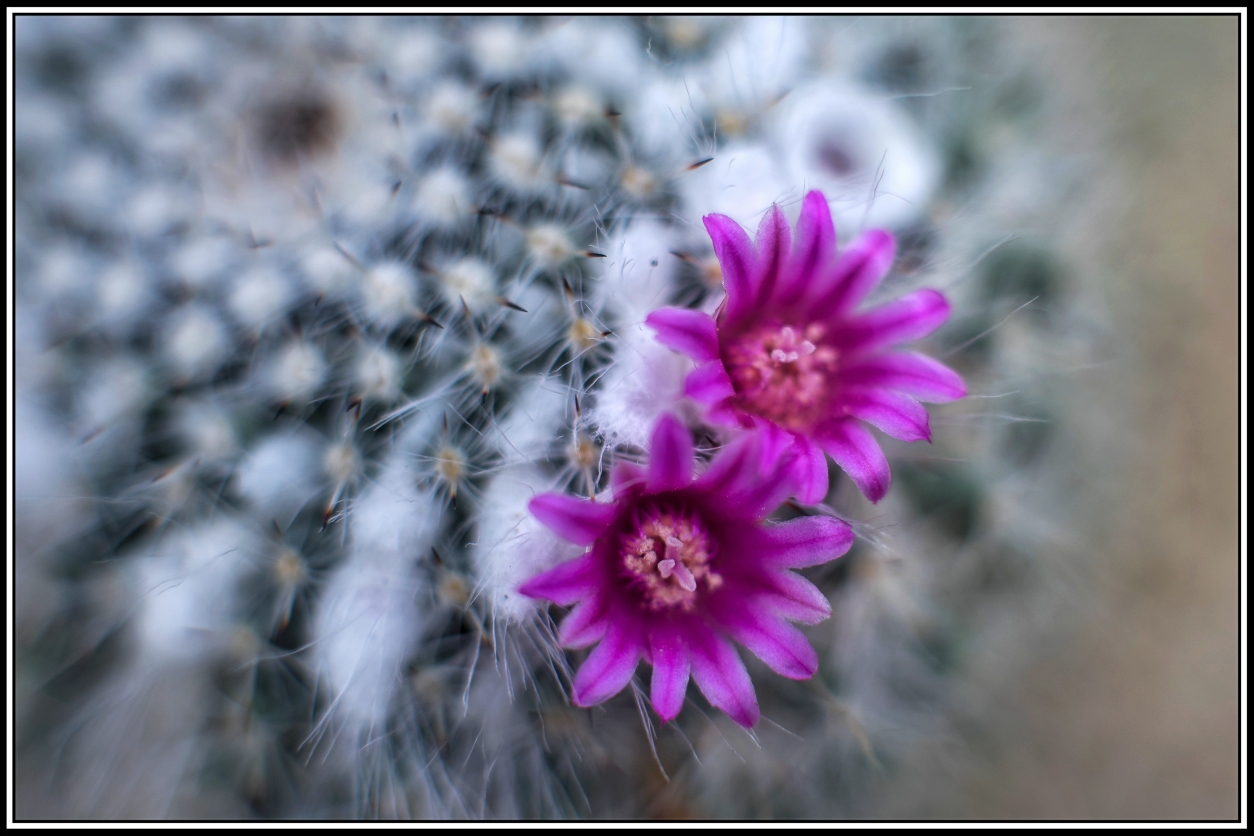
[[621, 507, 721, 611], [723, 322, 840, 431]]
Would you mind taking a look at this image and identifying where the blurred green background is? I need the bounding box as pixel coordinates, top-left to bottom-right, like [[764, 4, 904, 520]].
[[891, 15, 1240, 820]]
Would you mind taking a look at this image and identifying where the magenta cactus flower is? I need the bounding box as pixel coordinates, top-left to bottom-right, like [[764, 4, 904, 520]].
[[646, 191, 965, 504], [518, 414, 853, 728]]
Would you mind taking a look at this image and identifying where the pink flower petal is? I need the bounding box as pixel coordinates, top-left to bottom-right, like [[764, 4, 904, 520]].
[[694, 433, 794, 521], [703, 213, 755, 323], [834, 289, 952, 355], [754, 572, 832, 625], [610, 461, 646, 500], [686, 624, 760, 728], [705, 401, 743, 427], [839, 389, 932, 442], [815, 419, 891, 503], [649, 628, 691, 723], [572, 623, 644, 707], [647, 414, 694, 492], [683, 360, 736, 406], [809, 229, 896, 317], [753, 204, 791, 306], [836, 352, 966, 403], [756, 515, 854, 569], [559, 596, 609, 648], [693, 434, 755, 494], [528, 493, 619, 546], [518, 551, 603, 606], [753, 417, 794, 474], [778, 191, 836, 306], [718, 608, 819, 680], [645, 307, 720, 364], [786, 433, 830, 505]]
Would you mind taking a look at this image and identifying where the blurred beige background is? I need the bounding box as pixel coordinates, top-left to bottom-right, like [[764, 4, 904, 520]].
[[892, 16, 1240, 820]]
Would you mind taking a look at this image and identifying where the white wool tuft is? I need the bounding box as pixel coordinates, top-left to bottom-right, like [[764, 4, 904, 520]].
[[681, 141, 796, 231], [301, 246, 357, 297], [491, 132, 551, 194], [468, 20, 533, 79], [125, 183, 194, 239], [424, 81, 480, 136], [78, 358, 151, 433], [229, 264, 293, 332], [525, 223, 575, 267], [438, 257, 497, 311], [36, 246, 92, 303], [132, 517, 255, 665], [772, 81, 940, 235], [15, 394, 89, 560], [361, 261, 418, 329], [629, 75, 710, 164], [323, 442, 362, 485], [552, 85, 604, 128], [172, 236, 239, 291], [494, 377, 568, 466], [234, 430, 322, 526], [472, 466, 582, 623], [267, 341, 328, 404], [412, 168, 475, 228], [354, 345, 404, 403], [698, 16, 809, 125], [164, 305, 229, 379], [95, 260, 153, 331], [593, 218, 680, 328], [538, 18, 645, 100], [314, 458, 439, 729], [590, 320, 694, 451], [175, 400, 238, 461], [376, 23, 444, 84]]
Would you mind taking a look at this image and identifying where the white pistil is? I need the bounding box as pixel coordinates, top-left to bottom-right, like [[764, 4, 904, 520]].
[[769, 332, 817, 366], [658, 536, 698, 590], [672, 561, 697, 592]]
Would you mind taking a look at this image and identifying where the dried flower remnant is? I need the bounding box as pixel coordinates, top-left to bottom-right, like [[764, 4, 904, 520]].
[[520, 414, 853, 728], [647, 191, 965, 503]]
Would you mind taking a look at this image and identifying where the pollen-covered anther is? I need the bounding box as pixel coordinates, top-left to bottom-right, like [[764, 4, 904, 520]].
[[622, 509, 720, 610]]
